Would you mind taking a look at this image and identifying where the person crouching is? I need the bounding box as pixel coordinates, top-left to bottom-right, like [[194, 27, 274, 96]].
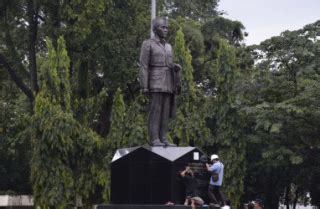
[[180, 166, 204, 208]]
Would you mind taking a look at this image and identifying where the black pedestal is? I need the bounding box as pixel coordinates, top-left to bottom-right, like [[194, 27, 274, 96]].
[[110, 146, 210, 205]]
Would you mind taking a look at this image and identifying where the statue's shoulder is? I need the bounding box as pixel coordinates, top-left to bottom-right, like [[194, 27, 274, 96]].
[[141, 39, 152, 50], [165, 42, 172, 49], [142, 39, 153, 45]]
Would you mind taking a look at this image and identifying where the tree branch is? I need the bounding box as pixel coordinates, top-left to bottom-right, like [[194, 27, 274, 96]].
[[4, 24, 29, 78], [0, 53, 34, 102], [95, 91, 114, 137]]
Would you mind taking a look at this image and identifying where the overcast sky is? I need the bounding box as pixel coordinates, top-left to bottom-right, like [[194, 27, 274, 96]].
[[218, 0, 320, 45]]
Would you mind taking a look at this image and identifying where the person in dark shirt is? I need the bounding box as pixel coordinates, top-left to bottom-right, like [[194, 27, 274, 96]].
[[180, 166, 204, 207]]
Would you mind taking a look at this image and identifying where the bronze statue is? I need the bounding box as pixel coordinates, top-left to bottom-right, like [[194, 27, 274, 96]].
[[139, 17, 181, 146]]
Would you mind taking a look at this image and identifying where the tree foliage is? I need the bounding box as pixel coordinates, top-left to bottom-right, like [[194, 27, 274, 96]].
[[31, 37, 104, 207], [0, 70, 31, 194], [206, 39, 246, 207], [242, 21, 320, 208], [170, 28, 210, 146], [163, 0, 220, 21]]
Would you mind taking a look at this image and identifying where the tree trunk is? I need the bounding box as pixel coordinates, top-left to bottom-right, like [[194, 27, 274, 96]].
[[1, 14, 33, 103], [285, 185, 290, 209], [265, 190, 281, 209], [96, 91, 114, 137], [78, 59, 89, 99], [49, 1, 61, 48], [293, 188, 299, 209], [27, 0, 39, 93]]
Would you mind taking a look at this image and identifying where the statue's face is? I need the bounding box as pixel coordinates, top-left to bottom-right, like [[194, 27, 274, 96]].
[[154, 20, 168, 39]]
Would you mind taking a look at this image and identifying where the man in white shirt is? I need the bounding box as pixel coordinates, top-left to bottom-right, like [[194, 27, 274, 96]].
[[206, 154, 225, 207]]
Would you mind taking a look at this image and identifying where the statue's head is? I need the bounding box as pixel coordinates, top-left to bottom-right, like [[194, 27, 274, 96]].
[[152, 17, 168, 39]]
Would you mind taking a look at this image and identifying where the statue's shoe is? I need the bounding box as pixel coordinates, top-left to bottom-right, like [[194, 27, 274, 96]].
[[161, 139, 177, 147], [150, 139, 165, 146]]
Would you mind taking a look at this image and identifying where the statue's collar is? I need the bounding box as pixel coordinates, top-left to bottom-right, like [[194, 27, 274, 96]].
[[152, 36, 166, 45]]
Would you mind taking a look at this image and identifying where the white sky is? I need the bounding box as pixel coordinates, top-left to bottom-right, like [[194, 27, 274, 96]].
[[218, 0, 320, 45]]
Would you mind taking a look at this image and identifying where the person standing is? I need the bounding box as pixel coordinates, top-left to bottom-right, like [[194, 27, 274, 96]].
[[206, 154, 225, 207], [139, 17, 181, 146]]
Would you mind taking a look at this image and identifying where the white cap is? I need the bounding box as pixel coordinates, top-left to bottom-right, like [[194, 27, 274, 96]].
[[210, 154, 219, 161]]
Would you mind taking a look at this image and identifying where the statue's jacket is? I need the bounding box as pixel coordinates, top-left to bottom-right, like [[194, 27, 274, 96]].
[[139, 37, 175, 93]]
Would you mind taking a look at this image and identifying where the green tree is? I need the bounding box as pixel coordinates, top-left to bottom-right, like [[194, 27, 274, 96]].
[[202, 17, 246, 46], [31, 37, 104, 207], [107, 88, 126, 149], [170, 28, 210, 146], [75, 0, 151, 136], [242, 20, 320, 209], [107, 87, 148, 149], [163, 0, 220, 21], [0, 69, 32, 194], [209, 40, 245, 207]]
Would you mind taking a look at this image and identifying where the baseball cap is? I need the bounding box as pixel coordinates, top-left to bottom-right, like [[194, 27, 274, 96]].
[[210, 154, 219, 161]]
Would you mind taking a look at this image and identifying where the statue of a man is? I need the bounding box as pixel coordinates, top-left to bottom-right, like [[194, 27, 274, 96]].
[[139, 17, 181, 146]]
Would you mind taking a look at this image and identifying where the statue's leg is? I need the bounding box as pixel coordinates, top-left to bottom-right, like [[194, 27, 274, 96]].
[[148, 93, 164, 146], [160, 93, 176, 146]]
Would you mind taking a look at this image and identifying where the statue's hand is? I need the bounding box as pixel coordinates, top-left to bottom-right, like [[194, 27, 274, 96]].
[[173, 63, 182, 72], [176, 85, 181, 95], [141, 88, 149, 97], [141, 88, 148, 93]]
